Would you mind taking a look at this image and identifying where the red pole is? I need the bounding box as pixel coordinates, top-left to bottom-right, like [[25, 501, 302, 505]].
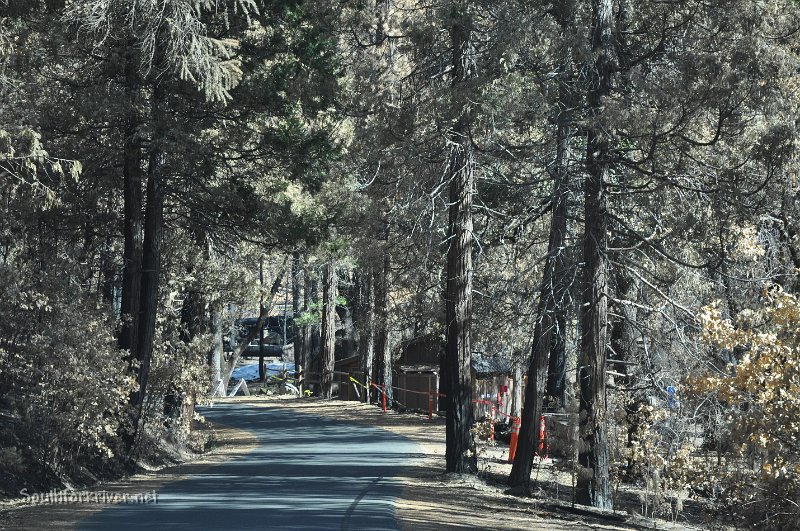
[[538, 414, 545, 456], [508, 417, 520, 463], [382, 384, 387, 413]]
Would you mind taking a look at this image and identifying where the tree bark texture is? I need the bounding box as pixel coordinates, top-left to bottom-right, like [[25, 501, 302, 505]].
[[374, 255, 391, 406], [358, 269, 375, 403], [576, 0, 614, 510], [299, 263, 313, 389], [291, 251, 302, 364], [509, 19, 575, 489], [321, 262, 337, 398], [119, 47, 143, 361], [544, 61, 573, 404], [132, 84, 166, 416], [444, 1, 478, 475]]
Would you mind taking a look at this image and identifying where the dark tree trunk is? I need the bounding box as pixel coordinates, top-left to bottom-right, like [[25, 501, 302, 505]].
[[610, 269, 640, 477], [259, 258, 266, 382], [508, 10, 575, 490], [444, 1, 477, 475], [321, 262, 337, 398], [309, 277, 320, 372], [291, 251, 301, 363], [180, 289, 206, 343], [508, 164, 570, 487], [119, 49, 143, 361], [609, 268, 637, 386], [299, 263, 313, 390], [131, 84, 166, 427], [545, 1, 576, 409], [576, 0, 614, 509], [170, 285, 205, 418], [339, 271, 357, 359], [374, 255, 391, 406]]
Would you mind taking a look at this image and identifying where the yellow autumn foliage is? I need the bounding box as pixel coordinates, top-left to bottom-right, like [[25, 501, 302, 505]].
[[690, 286, 800, 524], [695, 287, 800, 467]]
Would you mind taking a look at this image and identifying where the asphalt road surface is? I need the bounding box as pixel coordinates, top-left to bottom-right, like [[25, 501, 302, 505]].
[[79, 403, 423, 530]]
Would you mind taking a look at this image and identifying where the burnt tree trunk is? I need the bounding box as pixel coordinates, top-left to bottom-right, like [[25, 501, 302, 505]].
[[576, 0, 614, 509], [125, 82, 167, 453], [321, 262, 337, 398], [119, 47, 143, 362], [508, 11, 575, 489], [444, 1, 477, 475], [544, 2, 576, 410], [610, 270, 641, 478]]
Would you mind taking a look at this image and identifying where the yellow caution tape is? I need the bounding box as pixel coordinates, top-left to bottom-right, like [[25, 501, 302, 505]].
[[348, 375, 370, 390]]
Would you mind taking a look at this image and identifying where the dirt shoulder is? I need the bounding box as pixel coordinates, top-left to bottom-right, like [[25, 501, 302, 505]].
[[0, 419, 257, 531]]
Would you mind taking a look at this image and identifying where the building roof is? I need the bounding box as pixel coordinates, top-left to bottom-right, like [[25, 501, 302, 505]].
[[396, 357, 512, 376], [397, 364, 439, 374], [471, 356, 512, 376]]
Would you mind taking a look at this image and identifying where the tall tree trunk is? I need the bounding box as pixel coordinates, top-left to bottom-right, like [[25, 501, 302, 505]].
[[508, 11, 575, 490], [131, 84, 166, 436], [545, 1, 576, 409], [309, 277, 321, 374], [339, 270, 357, 359], [610, 269, 641, 478], [576, 0, 614, 509], [171, 286, 204, 418], [508, 157, 570, 487], [444, 1, 477, 475], [359, 268, 375, 403], [321, 262, 337, 398], [374, 255, 391, 406], [259, 257, 266, 382], [291, 251, 301, 364], [119, 48, 143, 361], [299, 263, 313, 391]]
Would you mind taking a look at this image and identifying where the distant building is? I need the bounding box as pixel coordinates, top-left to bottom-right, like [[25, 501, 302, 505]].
[[391, 336, 516, 420]]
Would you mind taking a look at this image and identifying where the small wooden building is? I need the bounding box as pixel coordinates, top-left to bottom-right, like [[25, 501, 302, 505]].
[[333, 355, 362, 401], [392, 336, 515, 419], [394, 336, 442, 413], [471, 356, 514, 421]]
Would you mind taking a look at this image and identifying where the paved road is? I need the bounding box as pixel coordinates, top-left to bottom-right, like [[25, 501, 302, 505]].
[[79, 403, 423, 530]]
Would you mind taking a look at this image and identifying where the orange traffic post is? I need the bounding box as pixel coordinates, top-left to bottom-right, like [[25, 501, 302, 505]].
[[536, 415, 548, 458], [382, 383, 387, 413], [508, 417, 520, 463]]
